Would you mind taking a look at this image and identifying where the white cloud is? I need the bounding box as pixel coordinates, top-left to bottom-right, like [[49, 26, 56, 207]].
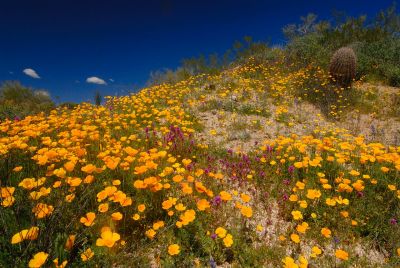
[[86, 76, 107, 85], [34, 90, 50, 98], [23, 68, 40, 79], [109, 78, 114, 82]]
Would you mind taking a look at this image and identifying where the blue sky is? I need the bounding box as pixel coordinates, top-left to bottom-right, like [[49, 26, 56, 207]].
[[0, 0, 396, 103]]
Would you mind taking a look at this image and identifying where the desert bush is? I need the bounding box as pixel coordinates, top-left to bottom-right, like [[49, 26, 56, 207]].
[[0, 81, 54, 121], [284, 4, 400, 86], [357, 37, 400, 86]]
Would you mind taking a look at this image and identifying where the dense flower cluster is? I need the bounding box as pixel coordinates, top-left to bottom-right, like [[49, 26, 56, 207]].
[[0, 60, 399, 267]]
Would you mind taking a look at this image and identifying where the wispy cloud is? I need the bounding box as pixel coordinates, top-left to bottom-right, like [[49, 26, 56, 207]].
[[34, 90, 51, 98], [23, 68, 40, 79], [109, 78, 114, 82], [86, 76, 107, 85]]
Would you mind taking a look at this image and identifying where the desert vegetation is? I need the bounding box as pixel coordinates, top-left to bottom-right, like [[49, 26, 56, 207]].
[[0, 3, 400, 268]]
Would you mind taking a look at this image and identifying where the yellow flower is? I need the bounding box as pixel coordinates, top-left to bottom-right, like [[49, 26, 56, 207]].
[[80, 212, 96, 227], [220, 191, 232, 201], [168, 244, 180, 255], [352, 180, 364, 191], [111, 212, 123, 221], [112, 179, 121, 186], [282, 256, 298, 268], [64, 161, 75, 172], [175, 203, 186, 211], [215, 227, 227, 238], [1, 187, 15, 198], [291, 210, 303, 220], [53, 258, 67, 268], [98, 203, 109, 213], [290, 233, 300, 243], [96, 229, 120, 247], [381, 166, 389, 173], [28, 252, 48, 268], [145, 229, 156, 239], [388, 184, 397, 191], [172, 175, 184, 182], [19, 178, 38, 190], [182, 158, 192, 167], [138, 204, 146, 212], [64, 235, 76, 250], [223, 234, 233, 247], [298, 200, 307, 208], [1, 196, 15, 207], [11, 227, 39, 244], [335, 249, 349, 260], [321, 228, 331, 238], [349, 170, 360, 176], [340, 211, 349, 218], [132, 214, 140, 220], [32, 203, 54, 219], [240, 193, 251, 202], [13, 166, 23, 172], [295, 181, 305, 189], [195, 168, 204, 177], [162, 197, 177, 210], [65, 193, 75, 202], [104, 156, 120, 170], [240, 206, 253, 218], [325, 198, 336, 206], [298, 255, 308, 268], [153, 221, 165, 230], [81, 164, 97, 174], [66, 177, 82, 187], [179, 209, 196, 226], [53, 168, 66, 178], [81, 248, 94, 261], [124, 146, 139, 156], [296, 222, 309, 234], [84, 175, 95, 184], [311, 246, 322, 258], [197, 199, 210, 211], [306, 189, 321, 200], [53, 181, 62, 188], [294, 162, 303, 168]]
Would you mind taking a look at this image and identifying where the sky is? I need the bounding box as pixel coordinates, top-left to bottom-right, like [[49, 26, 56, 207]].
[[0, 0, 396, 103]]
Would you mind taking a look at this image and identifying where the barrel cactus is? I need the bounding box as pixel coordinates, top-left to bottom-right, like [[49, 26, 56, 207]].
[[329, 47, 357, 87]]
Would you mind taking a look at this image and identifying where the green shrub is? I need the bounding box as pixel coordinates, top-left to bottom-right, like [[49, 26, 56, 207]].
[[284, 4, 400, 86], [357, 37, 400, 85], [285, 33, 332, 68], [0, 81, 55, 120], [387, 66, 400, 87]]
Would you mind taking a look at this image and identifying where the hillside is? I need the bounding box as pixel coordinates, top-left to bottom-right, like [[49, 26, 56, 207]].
[[0, 60, 399, 267]]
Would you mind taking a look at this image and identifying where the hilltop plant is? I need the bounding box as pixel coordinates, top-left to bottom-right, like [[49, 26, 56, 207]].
[[329, 47, 357, 88], [0, 81, 54, 121]]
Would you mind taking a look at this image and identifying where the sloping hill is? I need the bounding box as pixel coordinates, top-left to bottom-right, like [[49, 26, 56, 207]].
[[0, 60, 399, 267]]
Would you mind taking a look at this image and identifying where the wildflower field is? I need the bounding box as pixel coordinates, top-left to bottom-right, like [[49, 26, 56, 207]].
[[0, 59, 399, 267]]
